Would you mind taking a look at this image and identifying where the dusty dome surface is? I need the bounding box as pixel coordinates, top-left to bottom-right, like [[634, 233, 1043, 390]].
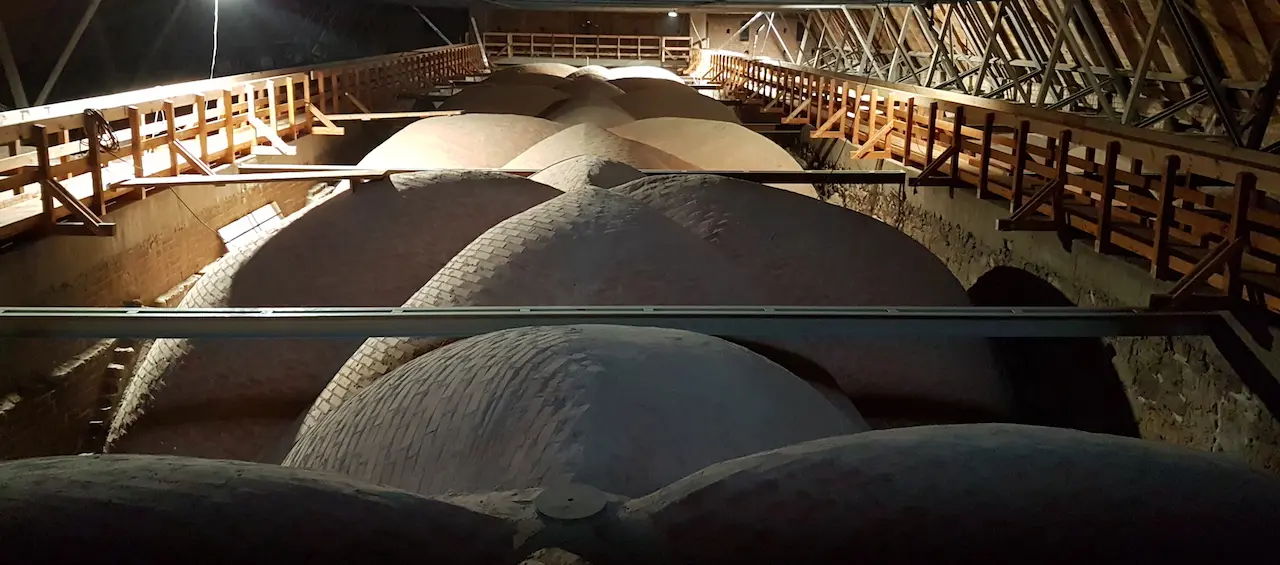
[[529, 155, 646, 191], [359, 114, 567, 169], [438, 84, 569, 116], [541, 97, 635, 129], [609, 174, 1010, 421], [287, 325, 865, 497], [554, 75, 626, 99], [612, 89, 740, 123], [302, 188, 763, 436], [631, 424, 1280, 564], [505, 123, 696, 170], [488, 62, 577, 79], [608, 77, 699, 94], [610, 117, 813, 196], [0, 455, 512, 564], [110, 172, 561, 462], [566, 65, 609, 80], [605, 65, 684, 82]]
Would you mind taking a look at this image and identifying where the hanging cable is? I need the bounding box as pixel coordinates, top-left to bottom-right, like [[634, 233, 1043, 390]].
[[209, 0, 220, 79]]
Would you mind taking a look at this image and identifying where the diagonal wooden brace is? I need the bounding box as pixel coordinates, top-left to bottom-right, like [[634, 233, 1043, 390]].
[[909, 143, 960, 184], [42, 178, 116, 236], [1004, 178, 1062, 224], [305, 103, 345, 136], [1155, 237, 1249, 310], [851, 122, 896, 159], [782, 99, 811, 125], [170, 139, 215, 175]]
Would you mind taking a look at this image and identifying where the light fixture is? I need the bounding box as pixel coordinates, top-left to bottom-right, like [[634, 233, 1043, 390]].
[[668, 10, 678, 17]]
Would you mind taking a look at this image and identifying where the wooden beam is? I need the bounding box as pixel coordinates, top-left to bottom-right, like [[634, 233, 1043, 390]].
[[1224, 172, 1255, 299], [324, 110, 464, 121], [114, 170, 391, 188], [344, 92, 373, 114]]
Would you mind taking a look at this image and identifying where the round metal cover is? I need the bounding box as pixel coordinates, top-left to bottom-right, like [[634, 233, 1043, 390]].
[[535, 483, 607, 520]]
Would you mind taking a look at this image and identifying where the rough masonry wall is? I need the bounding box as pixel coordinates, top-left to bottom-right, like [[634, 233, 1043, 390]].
[[702, 14, 811, 61], [0, 124, 384, 460], [799, 136, 1280, 472]]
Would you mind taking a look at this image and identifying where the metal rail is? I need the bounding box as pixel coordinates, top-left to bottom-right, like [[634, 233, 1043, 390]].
[[0, 306, 1223, 339], [3, 305, 1276, 423], [233, 164, 908, 185]]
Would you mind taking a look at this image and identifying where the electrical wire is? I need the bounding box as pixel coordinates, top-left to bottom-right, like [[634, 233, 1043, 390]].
[[209, 0, 220, 79]]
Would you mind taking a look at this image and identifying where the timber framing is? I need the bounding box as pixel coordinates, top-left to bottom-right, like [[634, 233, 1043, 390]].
[[0, 44, 484, 242], [803, 1, 1280, 149], [712, 52, 1280, 314]]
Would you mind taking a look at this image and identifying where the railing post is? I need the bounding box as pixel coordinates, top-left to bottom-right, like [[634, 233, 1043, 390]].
[[949, 105, 965, 197], [1151, 155, 1181, 279], [977, 111, 995, 199], [1095, 141, 1120, 253], [163, 100, 178, 176], [1010, 120, 1030, 212], [1225, 172, 1256, 300], [222, 90, 236, 165], [196, 94, 210, 162], [33, 124, 54, 228], [84, 110, 105, 215]]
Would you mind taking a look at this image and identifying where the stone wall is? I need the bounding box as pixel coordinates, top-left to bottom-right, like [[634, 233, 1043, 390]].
[[0, 123, 385, 459], [799, 135, 1280, 472]]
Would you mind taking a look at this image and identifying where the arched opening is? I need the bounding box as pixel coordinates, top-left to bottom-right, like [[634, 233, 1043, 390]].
[[968, 267, 1139, 437]]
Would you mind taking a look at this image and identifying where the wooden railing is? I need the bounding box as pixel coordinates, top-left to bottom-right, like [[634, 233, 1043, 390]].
[[483, 33, 691, 64], [0, 44, 485, 241], [710, 52, 1280, 312]]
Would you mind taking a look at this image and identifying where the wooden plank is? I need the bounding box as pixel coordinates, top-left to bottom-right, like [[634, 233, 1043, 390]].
[[114, 170, 391, 188], [324, 110, 464, 121], [1151, 155, 1181, 279]]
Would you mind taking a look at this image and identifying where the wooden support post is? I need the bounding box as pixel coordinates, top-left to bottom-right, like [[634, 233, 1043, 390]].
[[127, 106, 144, 188], [1051, 129, 1071, 227], [925, 102, 938, 165], [266, 79, 278, 134], [287, 77, 298, 140], [903, 97, 915, 165], [330, 72, 340, 113], [163, 100, 178, 176], [304, 75, 314, 133], [1010, 120, 1029, 212], [1095, 141, 1120, 253], [245, 84, 257, 151], [840, 80, 849, 136], [34, 124, 54, 227], [977, 112, 995, 199], [851, 85, 865, 143], [84, 110, 105, 215], [1151, 155, 1181, 279], [195, 94, 209, 162], [222, 90, 236, 165], [1225, 172, 1256, 300], [949, 106, 965, 196], [884, 93, 895, 155], [317, 71, 327, 114], [866, 89, 879, 145]]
